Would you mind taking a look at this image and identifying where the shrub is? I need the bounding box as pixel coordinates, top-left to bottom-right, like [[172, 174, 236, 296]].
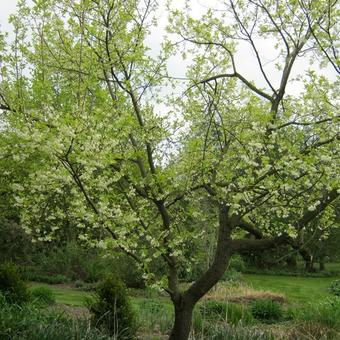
[[199, 300, 253, 325], [75, 279, 85, 289], [0, 262, 30, 304], [229, 255, 246, 272], [329, 280, 340, 296], [221, 269, 244, 284], [250, 299, 283, 322], [87, 274, 136, 339], [31, 286, 55, 305]]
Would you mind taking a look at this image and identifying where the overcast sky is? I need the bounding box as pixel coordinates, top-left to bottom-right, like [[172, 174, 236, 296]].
[[0, 1, 335, 97], [0, 1, 17, 31]]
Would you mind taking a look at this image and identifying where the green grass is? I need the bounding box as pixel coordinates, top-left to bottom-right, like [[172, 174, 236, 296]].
[[29, 283, 172, 310], [29, 273, 340, 308], [29, 283, 89, 306], [23, 275, 340, 339], [244, 274, 339, 304]]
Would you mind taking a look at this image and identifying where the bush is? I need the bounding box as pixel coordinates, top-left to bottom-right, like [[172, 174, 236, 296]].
[[329, 279, 340, 296], [221, 269, 244, 284], [31, 286, 55, 305], [0, 262, 30, 304], [74, 279, 85, 289], [87, 274, 136, 339], [199, 300, 253, 325], [250, 299, 283, 322], [229, 255, 246, 272]]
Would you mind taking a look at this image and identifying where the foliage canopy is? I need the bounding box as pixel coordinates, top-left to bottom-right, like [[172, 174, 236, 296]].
[[0, 0, 339, 338]]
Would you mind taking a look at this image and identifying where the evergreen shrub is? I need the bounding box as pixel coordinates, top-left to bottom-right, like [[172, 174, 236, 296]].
[[87, 274, 136, 339]]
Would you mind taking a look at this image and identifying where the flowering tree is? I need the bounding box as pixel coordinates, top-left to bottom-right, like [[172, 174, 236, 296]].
[[0, 0, 339, 338]]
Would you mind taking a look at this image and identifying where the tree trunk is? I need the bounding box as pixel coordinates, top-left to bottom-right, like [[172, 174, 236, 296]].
[[319, 256, 325, 271], [286, 255, 297, 269], [304, 256, 314, 272], [168, 204, 234, 340], [169, 300, 195, 340], [299, 248, 314, 272]]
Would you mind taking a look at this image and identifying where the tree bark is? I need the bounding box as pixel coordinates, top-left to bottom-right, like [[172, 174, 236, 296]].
[[286, 255, 297, 269], [168, 204, 234, 340], [299, 248, 314, 272], [319, 256, 325, 271], [304, 259, 313, 272], [169, 298, 195, 340]]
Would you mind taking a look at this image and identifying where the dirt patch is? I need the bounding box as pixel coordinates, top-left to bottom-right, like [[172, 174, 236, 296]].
[[225, 292, 285, 303], [205, 282, 286, 304]]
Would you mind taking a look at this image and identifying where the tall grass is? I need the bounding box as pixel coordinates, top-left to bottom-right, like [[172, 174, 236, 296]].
[[190, 300, 255, 339], [136, 299, 173, 336], [298, 296, 340, 329], [190, 324, 274, 340], [0, 297, 111, 340]]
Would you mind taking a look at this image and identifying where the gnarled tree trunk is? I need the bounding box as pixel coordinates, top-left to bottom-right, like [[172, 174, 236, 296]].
[[299, 248, 314, 272], [168, 204, 234, 340]]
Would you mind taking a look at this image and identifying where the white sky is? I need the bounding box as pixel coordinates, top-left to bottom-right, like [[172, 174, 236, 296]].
[[0, 0, 335, 97], [0, 1, 17, 31]]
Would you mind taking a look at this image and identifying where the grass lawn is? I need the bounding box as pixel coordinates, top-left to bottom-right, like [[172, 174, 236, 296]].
[[244, 274, 339, 304], [29, 282, 172, 310], [29, 272, 339, 308], [29, 283, 90, 306]]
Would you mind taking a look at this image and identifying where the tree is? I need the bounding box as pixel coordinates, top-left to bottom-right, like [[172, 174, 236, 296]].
[[0, 1, 339, 339], [296, 200, 340, 271]]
